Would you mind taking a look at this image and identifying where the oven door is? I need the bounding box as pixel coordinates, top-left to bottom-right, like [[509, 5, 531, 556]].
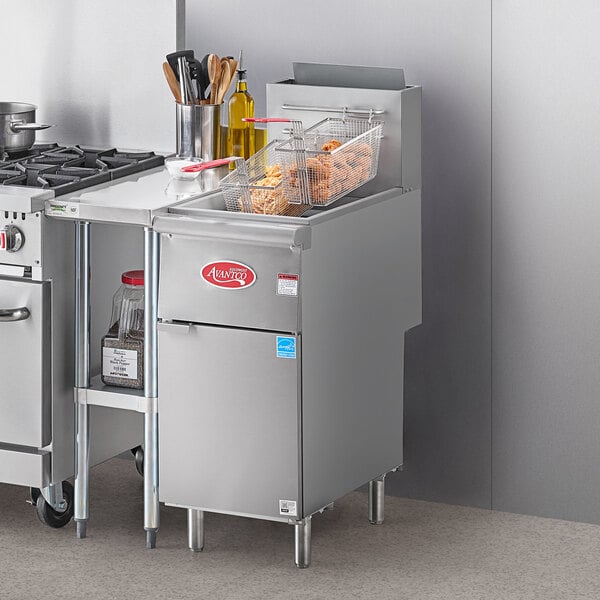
[[0, 277, 51, 447]]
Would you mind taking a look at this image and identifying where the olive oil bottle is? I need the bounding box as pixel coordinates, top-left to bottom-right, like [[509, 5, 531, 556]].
[[227, 51, 255, 162]]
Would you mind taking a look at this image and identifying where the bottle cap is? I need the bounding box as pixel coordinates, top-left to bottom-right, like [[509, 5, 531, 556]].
[[122, 270, 144, 286]]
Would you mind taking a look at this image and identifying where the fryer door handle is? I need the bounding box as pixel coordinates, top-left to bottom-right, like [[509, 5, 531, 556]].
[[157, 321, 191, 334], [0, 307, 30, 322]]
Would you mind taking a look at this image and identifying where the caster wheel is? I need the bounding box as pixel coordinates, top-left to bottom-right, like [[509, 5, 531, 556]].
[[134, 446, 144, 477], [35, 481, 74, 528], [29, 487, 41, 505]]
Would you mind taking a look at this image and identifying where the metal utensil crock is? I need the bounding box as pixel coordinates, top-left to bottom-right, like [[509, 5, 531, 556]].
[[175, 102, 220, 161]]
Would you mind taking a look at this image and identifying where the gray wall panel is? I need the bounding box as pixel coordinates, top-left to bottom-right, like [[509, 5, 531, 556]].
[[492, 1, 600, 522], [187, 0, 492, 508]]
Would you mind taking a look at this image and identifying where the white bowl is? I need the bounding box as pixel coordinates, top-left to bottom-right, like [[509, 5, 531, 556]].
[[165, 156, 203, 180]]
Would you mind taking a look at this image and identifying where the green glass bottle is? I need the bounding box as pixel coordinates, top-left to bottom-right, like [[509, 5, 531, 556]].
[[227, 51, 255, 162]]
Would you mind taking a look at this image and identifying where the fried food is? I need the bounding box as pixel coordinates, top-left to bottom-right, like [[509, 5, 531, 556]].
[[321, 139, 343, 152], [284, 138, 374, 205], [240, 163, 303, 215]]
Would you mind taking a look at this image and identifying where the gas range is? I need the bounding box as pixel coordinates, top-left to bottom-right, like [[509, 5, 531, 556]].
[[0, 143, 164, 197], [0, 142, 154, 510]]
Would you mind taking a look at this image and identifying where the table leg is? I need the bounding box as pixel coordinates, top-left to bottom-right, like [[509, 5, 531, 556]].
[[144, 228, 160, 548], [74, 221, 91, 539]]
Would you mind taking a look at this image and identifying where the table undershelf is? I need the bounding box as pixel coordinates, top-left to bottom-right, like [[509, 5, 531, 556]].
[[76, 375, 155, 413]]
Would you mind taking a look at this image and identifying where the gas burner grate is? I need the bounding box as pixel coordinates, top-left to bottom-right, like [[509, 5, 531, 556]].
[[57, 167, 103, 178], [22, 163, 59, 173], [35, 173, 81, 189], [3, 144, 67, 162], [30, 143, 66, 153], [0, 145, 164, 196], [31, 153, 86, 168], [0, 173, 27, 186], [114, 151, 157, 160]]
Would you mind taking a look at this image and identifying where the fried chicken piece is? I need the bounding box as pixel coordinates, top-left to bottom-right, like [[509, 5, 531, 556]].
[[321, 139, 343, 152]]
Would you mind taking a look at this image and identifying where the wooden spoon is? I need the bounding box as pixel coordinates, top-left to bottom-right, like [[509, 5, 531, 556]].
[[162, 62, 182, 103], [228, 58, 238, 79], [208, 54, 221, 104], [216, 62, 232, 104], [227, 58, 238, 92]]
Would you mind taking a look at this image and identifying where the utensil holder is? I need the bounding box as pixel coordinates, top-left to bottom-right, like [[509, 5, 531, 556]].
[[176, 103, 221, 161]]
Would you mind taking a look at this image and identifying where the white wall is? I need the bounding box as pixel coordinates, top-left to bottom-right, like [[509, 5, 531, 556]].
[[187, 0, 493, 509]]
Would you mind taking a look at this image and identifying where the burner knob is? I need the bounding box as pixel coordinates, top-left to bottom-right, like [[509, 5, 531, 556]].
[[1, 225, 24, 253]]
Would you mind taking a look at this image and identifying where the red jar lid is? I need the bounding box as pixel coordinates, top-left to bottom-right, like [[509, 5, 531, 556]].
[[121, 270, 144, 286]]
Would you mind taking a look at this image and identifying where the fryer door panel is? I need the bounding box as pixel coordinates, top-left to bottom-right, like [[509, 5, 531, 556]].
[[0, 277, 50, 447], [159, 322, 301, 520], [159, 235, 301, 332]]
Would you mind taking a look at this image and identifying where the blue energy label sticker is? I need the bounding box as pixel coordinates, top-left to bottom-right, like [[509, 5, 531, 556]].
[[276, 336, 296, 359]]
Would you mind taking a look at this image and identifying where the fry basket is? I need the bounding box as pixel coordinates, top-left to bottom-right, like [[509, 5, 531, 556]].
[[276, 117, 384, 207], [219, 140, 309, 216]]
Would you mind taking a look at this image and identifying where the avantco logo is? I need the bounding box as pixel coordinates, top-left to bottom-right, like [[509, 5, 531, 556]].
[[201, 260, 256, 289]]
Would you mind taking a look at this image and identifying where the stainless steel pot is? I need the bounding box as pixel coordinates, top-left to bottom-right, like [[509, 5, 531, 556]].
[[0, 102, 52, 154]]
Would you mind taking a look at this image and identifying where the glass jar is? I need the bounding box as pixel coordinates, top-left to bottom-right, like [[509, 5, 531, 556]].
[[101, 270, 145, 389]]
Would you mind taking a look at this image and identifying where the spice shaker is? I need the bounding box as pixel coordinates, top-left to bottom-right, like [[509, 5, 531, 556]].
[[101, 270, 145, 389]]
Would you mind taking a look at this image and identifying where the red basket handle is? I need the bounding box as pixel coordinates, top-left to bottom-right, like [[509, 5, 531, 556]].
[[180, 157, 238, 173], [242, 117, 291, 123]]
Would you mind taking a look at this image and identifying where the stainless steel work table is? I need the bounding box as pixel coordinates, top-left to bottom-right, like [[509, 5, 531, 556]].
[[45, 166, 214, 547]]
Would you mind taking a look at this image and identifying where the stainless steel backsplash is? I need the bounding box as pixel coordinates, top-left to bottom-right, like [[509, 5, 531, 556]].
[[3, 0, 183, 153]]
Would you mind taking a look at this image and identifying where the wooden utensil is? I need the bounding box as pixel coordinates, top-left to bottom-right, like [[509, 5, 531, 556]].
[[228, 58, 238, 79], [208, 54, 221, 104], [226, 58, 238, 93], [218, 56, 230, 102], [162, 62, 182, 103], [216, 62, 232, 104]]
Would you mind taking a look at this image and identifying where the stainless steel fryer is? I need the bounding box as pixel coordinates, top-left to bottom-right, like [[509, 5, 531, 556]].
[[153, 69, 422, 568]]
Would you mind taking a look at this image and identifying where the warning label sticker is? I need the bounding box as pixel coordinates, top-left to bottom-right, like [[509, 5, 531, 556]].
[[279, 499, 297, 517], [277, 273, 299, 296]]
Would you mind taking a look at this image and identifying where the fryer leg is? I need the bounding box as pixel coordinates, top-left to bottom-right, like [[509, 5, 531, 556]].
[[294, 516, 312, 569], [187, 509, 205, 552], [368, 475, 386, 525]]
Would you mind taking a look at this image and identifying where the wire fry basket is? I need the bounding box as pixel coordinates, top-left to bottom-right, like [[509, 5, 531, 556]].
[[276, 117, 383, 207], [219, 141, 310, 217]]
